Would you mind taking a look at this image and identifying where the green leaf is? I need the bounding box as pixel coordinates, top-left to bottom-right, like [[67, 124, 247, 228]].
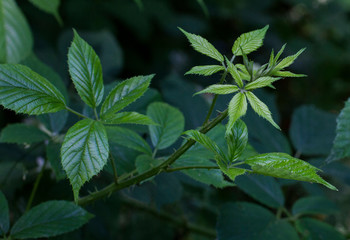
[[102, 112, 155, 125], [245, 91, 280, 130], [235, 175, 285, 208], [329, 98, 350, 162], [225, 57, 243, 87], [106, 126, 152, 155], [100, 74, 154, 118], [10, 200, 93, 239], [245, 76, 280, 90], [297, 218, 345, 240], [0, 191, 9, 236], [227, 92, 247, 135], [29, 0, 62, 25], [226, 119, 248, 162], [235, 64, 250, 81], [275, 44, 286, 62], [185, 65, 224, 76], [46, 141, 66, 181], [61, 119, 109, 201], [179, 28, 224, 62], [0, 0, 33, 63], [245, 153, 337, 190], [0, 123, 48, 144], [68, 30, 104, 109], [217, 160, 246, 182], [290, 105, 337, 156], [232, 25, 269, 56], [292, 196, 338, 216], [272, 71, 306, 78], [147, 102, 184, 150], [195, 84, 239, 95], [275, 48, 305, 70], [217, 202, 299, 240], [0, 64, 66, 115]]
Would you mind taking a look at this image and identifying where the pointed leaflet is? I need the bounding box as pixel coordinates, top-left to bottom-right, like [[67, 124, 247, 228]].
[[68, 30, 104, 108], [102, 112, 155, 125], [226, 119, 248, 162], [217, 160, 246, 182], [245, 153, 337, 190], [29, 0, 62, 25], [0, 123, 48, 144], [245, 91, 280, 130], [0, 191, 9, 236], [61, 119, 109, 201], [272, 71, 306, 78], [195, 84, 239, 95], [245, 77, 280, 90], [185, 65, 224, 76], [0, 64, 66, 115], [0, 0, 33, 63], [179, 28, 224, 62], [225, 57, 243, 87], [227, 92, 247, 135], [10, 201, 93, 239], [100, 75, 154, 118], [232, 25, 269, 56], [274, 48, 305, 70]]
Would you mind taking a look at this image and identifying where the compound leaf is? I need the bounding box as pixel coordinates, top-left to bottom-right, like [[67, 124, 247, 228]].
[[61, 119, 109, 201], [102, 111, 155, 125], [0, 191, 9, 236], [68, 30, 104, 109], [185, 65, 224, 76], [10, 200, 93, 239], [0, 64, 66, 115], [195, 84, 239, 95], [0, 123, 48, 144], [227, 92, 247, 135]]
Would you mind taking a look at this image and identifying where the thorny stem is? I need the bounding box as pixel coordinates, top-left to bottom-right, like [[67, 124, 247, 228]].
[[26, 158, 47, 211]]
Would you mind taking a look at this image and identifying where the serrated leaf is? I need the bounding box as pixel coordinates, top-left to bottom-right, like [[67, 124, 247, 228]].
[[179, 28, 224, 62], [232, 25, 269, 56], [0, 64, 66, 115], [245, 77, 280, 90], [268, 49, 275, 67], [227, 92, 247, 135], [272, 71, 306, 78], [147, 102, 184, 150], [100, 74, 154, 118], [195, 84, 239, 95], [292, 196, 338, 216], [275, 48, 305, 70], [236, 63, 251, 81], [0, 191, 9, 236], [245, 91, 280, 130], [226, 119, 248, 162], [245, 152, 337, 190], [0, 123, 48, 144], [10, 200, 93, 239], [185, 130, 226, 162], [102, 111, 155, 125], [225, 57, 243, 87], [29, 0, 62, 25], [106, 126, 152, 155], [61, 119, 109, 201], [68, 30, 104, 109], [0, 0, 33, 63], [275, 44, 286, 62], [217, 160, 246, 182], [185, 65, 224, 76], [297, 218, 345, 240]]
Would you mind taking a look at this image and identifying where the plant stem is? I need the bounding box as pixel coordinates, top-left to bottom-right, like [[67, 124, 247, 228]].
[[109, 153, 118, 183], [66, 106, 88, 119], [165, 165, 219, 172], [93, 107, 99, 120], [121, 197, 216, 238], [26, 159, 47, 211], [77, 109, 228, 206]]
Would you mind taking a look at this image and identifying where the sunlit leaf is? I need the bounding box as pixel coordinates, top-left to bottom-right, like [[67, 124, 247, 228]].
[[227, 92, 247, 135], [275, 48, 305, 70], [225, 57, 243, 87], [245, 77, 280, 90], [195, 84, 239, 95], [185, 65, 224, 76]]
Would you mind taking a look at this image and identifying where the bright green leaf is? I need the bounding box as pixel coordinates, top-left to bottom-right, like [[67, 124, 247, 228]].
[[61, 119, 109, 201], [102, 111, 155, 125], [179, 28, 224, 62], [245, 91, 280, 130], [226, 119, 248, 162], [292, 196, 338, 216], [245, 77, 280, 90], [297, 218, 345, 240], [232, 25, 269, 56], [68, 30, 104, 109], [0, 123, 48, 144], [0, 0, 33, 63], [225, 57, 243, 87], [272, 71, 306, 78], [147, 102, 184, 150], [275, 44, 286, 62], [275, 48, 305, 70], [0, 191, 9, 236], [245, 152, 337, 190], [195, 84, 239, 95], [185, 65, 224, 76], [100, 74, 154, 118], [227, 92, 247, 135], [235, 64, 251, 81], [29, 0, 62, 25], [0, 64, 66, 115], [10, 200, 93, 239], [217, 160, 246, 182]]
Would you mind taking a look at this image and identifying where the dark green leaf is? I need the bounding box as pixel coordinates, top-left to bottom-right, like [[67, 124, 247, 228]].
[[46, 141, 66, 180], [0, 64, 66, 115], [227, 92, 247, 135], [226, 119, 248, 162], [135, 154, 161, 175], [10, 200, 93, 239], [0, 0, 33, 63], [102, 112, 155, 125], [0, 123, 48, 144], [68, 30, 104, 108], [147, 102, 184, 150], [61, 119, 109, 201], [29, 0, 62, 24], [297, 218, 345, 240], [292, 196, 338, 216], [0, 191, 9, 236], [185, 65, 224, 76]]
